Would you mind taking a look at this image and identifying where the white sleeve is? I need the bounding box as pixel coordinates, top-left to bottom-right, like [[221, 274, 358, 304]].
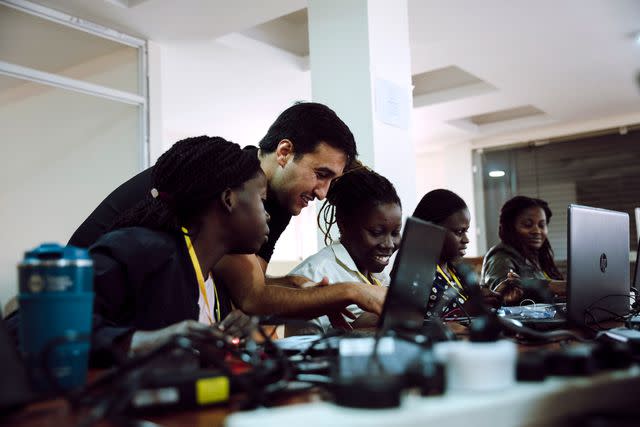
[[288, 259, 327, 283]]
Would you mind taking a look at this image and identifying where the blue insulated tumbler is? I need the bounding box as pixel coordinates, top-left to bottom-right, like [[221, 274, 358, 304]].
[[18, 243, 94, 392]]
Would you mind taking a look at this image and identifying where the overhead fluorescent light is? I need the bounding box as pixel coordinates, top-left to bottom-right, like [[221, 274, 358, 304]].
[[489, 170, 506, 178], [103, 0, 149, 8]]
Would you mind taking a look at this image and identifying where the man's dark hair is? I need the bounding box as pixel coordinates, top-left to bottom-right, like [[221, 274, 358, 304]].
[[258, 102, 357, 162], [111, 136, 261, 235], [318, 162, 400, 245], [498, 195, 563, 280]]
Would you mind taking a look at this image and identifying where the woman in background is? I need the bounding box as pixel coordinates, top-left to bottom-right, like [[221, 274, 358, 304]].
[[287, 164, 401, 333], [413, 189, 501, 318], [481, 195, 565, 305]]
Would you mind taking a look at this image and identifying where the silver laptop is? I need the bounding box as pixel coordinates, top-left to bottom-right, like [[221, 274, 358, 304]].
[[567, 204, 630, 325]]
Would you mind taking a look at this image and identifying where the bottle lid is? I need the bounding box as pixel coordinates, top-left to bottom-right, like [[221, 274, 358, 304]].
[[20, 243, 92, 268]]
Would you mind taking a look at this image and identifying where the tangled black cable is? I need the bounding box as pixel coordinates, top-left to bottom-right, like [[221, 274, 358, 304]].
[[582, 293, 637, 333], [58, 319, 296, 427]]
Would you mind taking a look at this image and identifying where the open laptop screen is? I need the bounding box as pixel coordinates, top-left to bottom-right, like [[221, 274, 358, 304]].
[[379, 216, 446, 331], [567, 204, 630, 325]]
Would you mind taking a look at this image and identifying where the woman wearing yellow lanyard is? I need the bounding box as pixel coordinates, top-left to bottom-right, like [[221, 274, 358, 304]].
[[481, 196, 566, 306], [287, 164, 401, 334], [414, 189, 502, 319], [89, 136, 270, 365]]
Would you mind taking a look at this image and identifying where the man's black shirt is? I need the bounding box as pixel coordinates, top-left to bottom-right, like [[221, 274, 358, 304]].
[[67, 148, 292, 263]]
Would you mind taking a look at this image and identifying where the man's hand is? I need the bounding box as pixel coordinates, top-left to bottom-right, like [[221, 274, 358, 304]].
[[293, 278, 386, 329], [216, 254, 388, 320], [306, 277, 356, 329], [351, 284, 388, 315], [328, 308, 357, 330], [350, 312, 379, 329]]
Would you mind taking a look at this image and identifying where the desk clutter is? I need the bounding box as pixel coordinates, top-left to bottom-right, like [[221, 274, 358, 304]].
[[5, 310, 640, 427], [3, 203, 640, 427]]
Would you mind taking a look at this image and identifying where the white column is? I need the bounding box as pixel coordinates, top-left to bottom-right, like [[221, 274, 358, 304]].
[[308, 0, 416, 224]]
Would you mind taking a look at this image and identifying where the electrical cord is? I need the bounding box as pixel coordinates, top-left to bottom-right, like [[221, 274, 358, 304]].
[[297, 329, 348, 358], [498, 317, 589, 343], [442, 302, 473, 327], [74, 337, 196, 427], [455, 263, 590, 344], [71, 319, 295, 425], [581, 294, 637, 333], [366, 325, 392, 376]]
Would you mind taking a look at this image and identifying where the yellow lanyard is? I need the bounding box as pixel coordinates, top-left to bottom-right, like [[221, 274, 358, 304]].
[[182, 227, 220, 324], [337, 258, 383, 286], [355, 271, 383, 287], [542, 271, 552, 280], [436, 265, 467, 301]]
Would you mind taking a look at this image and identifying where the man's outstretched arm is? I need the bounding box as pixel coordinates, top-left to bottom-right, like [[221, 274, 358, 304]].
[[212, 254, 386, 319]]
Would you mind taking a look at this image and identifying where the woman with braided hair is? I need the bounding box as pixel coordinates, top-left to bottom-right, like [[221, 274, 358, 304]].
[[89, 136, 269, 365], [69, 102, 386, 331], [287, 164, 402, 333], [413, 189, 501, 319], [481, 196, 565, 305]]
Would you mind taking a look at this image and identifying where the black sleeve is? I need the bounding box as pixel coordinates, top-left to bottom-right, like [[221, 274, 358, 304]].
[[258, 193, 292, 263], [89, 245, 136, 367], [68, 168, 154, 248], [257, 235, 278, 264], [88, 228, 199, 367]]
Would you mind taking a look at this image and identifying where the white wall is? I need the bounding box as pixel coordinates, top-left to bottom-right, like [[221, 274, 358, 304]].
[[0, 8, 144, 309], [158, 37, 312, 151], [415, 141, 478, 256], [0, 80, 139, 308], [157, 37, 322, 266], [156, 34, 427, 267]]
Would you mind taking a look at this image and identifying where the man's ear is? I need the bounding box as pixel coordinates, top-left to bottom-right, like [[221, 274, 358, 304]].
[[275, 139, 294, 167], [220, 188, 235, 214]]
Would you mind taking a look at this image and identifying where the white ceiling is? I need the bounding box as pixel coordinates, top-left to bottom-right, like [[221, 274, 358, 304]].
[[408, 0, 640, 150], [25, 0, 640, 152]]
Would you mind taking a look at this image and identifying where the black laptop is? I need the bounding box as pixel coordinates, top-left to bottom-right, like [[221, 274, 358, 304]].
[[275, 216, 447, 353], [378, 216, 446, 332]]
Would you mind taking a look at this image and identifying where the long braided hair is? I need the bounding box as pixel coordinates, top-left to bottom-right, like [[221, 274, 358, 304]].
[[111, 136, 261, 237], [318, 162, 401, 246], [498, 195, 563, 279]]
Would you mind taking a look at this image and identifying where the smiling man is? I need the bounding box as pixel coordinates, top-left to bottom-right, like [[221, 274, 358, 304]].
[[68, 102, 387, 328], [213, 103, 387, 324]]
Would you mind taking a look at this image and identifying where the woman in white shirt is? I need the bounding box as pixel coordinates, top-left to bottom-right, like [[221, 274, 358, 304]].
[[288, 164, 402, 334]]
